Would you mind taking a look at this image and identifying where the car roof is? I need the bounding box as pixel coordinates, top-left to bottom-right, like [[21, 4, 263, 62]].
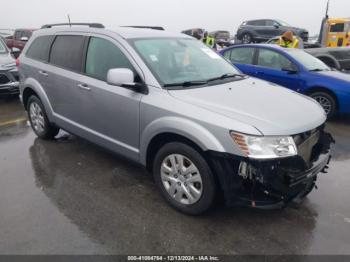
[[223, 43, 286, 51], [35, 26, 190, 40]]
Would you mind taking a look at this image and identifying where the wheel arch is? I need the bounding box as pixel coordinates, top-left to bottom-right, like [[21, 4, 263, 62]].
[[305, 86, 339, 111], [140, 117, 227, 171], [21, 78, 55, 121], [145, 132, 209, 173]]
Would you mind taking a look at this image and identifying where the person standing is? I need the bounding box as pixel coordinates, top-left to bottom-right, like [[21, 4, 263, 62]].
[[203, 31, 216, 49], [277, 31, 300, 48]]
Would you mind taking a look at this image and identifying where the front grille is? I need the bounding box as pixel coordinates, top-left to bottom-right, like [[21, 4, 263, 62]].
[[0, 73, 11, 85]]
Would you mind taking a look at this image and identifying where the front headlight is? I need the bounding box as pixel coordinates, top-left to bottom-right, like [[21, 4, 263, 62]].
[[230, 131, 297, 159], [1, 62, 16, 69]]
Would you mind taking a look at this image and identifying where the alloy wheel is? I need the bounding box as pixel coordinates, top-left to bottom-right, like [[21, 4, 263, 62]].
[[29, 102, 45, 133], [160, 154, 203, 205], [313, 95, 332, 115]]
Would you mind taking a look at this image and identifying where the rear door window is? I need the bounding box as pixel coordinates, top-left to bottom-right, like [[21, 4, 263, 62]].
[[225, 47, 255, 65], [85, 37, 136, 81], [257, 48, 295, 70], [26, 35, 54, 62], [49, 35, 85, 72], [248, 20, 266, 26]]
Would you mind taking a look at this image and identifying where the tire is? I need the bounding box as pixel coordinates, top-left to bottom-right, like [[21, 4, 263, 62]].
[[27, 95, 59, 139], [241, 33, 253, 44], [309, 91, 337, 118], [153, 142, 216, 215]]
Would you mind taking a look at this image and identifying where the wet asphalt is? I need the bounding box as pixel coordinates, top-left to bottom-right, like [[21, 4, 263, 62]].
[[0, 97, 350, 255]]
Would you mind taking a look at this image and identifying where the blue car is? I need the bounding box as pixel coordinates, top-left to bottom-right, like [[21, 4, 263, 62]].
[[220, 44, 350, 118]]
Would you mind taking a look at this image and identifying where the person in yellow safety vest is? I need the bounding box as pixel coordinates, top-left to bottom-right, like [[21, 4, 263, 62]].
[[277, 31, 299, 48], [203, 32, 216, 49]]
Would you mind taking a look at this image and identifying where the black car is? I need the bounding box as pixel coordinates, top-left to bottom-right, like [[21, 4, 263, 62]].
[[236, 19, 309, 44], [0, 36, 20, 96]]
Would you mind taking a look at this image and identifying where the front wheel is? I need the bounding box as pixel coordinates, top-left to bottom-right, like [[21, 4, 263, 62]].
[[153, 142, 216, 215], [27, 95, 60, 139], [310, 91, 337, 118]]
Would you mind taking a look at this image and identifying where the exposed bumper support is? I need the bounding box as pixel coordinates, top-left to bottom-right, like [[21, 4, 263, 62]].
[[208, 130, 334, 209]]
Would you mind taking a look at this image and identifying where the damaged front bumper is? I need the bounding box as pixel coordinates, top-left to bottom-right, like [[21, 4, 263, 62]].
[[209, 127, 334, 209]]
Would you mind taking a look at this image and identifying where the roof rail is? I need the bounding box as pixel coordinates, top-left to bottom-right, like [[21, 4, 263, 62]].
[[41, 23, 105, 29]]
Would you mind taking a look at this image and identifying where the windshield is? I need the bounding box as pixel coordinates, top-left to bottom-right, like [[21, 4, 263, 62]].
[[276, 20, 291, 27], [130, 38, 241, 87], [0, 38, 7, 54], [287, 49, 330, 71]]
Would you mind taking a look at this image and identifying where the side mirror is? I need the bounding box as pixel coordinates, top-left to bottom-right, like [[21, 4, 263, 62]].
[[107, 68, 147, 93], [282, 67, 298, 74], [11, 47, 21, 58], [274, 24, 280, 29], [20, 36, 29, 42]]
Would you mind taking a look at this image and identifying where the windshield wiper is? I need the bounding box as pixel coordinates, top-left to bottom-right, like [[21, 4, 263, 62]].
[[207, 73, 246, 82], [163, 80, 208, 88], [309, 68, 328, 72]]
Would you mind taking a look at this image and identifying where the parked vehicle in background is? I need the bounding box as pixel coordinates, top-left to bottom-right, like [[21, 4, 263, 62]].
[[19, 24, 332, 214], [209, 30, 231, 46], [266, 36, 321, 49], [306, 47, 350, 73], [0, 29, 15, 39], [236, 19, 309, 44], [5, 29, 35, 51], [181, 28, 205, 39], [220, 44, 350, 118], [318, 18, 350, 47], [0, 37, 20, 96], [266, 36, 350, 72]]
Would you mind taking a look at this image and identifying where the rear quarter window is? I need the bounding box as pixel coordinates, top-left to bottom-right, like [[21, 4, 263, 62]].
[[26, 35, 54, 62], [49, 35, 85, 72]]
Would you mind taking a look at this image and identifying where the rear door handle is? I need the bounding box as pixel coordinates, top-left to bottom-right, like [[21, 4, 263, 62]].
[[256, 71, 265, 75], [77, 83, 91, 91], [39, 70, 48, 76]]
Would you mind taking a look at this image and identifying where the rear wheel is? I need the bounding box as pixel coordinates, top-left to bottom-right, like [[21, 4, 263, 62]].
[[310, 91, 337, 118], [153, 142, 216, 215], [241, 33, 253, 44], [27, 95, 59, 139]]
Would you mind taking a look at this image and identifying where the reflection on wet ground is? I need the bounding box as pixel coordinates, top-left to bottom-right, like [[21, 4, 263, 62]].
[[0, 99, 350, 255]]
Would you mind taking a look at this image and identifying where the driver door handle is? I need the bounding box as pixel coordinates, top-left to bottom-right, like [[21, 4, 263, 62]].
[[38, 70, 48, 76], [77, 83, 91, 91]]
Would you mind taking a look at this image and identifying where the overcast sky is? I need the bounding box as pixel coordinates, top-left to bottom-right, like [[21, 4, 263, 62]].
[[1, 0, 349, 35]]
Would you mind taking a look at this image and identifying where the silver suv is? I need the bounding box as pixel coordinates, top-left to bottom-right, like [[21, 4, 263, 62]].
[[19, 23, 333, 214]]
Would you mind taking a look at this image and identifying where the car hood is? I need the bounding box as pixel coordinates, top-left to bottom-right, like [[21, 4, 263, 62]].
[[168, 78, 326, 136], [317, 70, 350, 83], [0, 53, 15, 69]]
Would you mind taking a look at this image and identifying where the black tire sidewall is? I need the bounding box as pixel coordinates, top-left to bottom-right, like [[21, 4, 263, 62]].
[[27, 96, 58, 139], [153, 142, 216, 215], [310, 92, 336, 118], [242, 33, 252, 43]]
